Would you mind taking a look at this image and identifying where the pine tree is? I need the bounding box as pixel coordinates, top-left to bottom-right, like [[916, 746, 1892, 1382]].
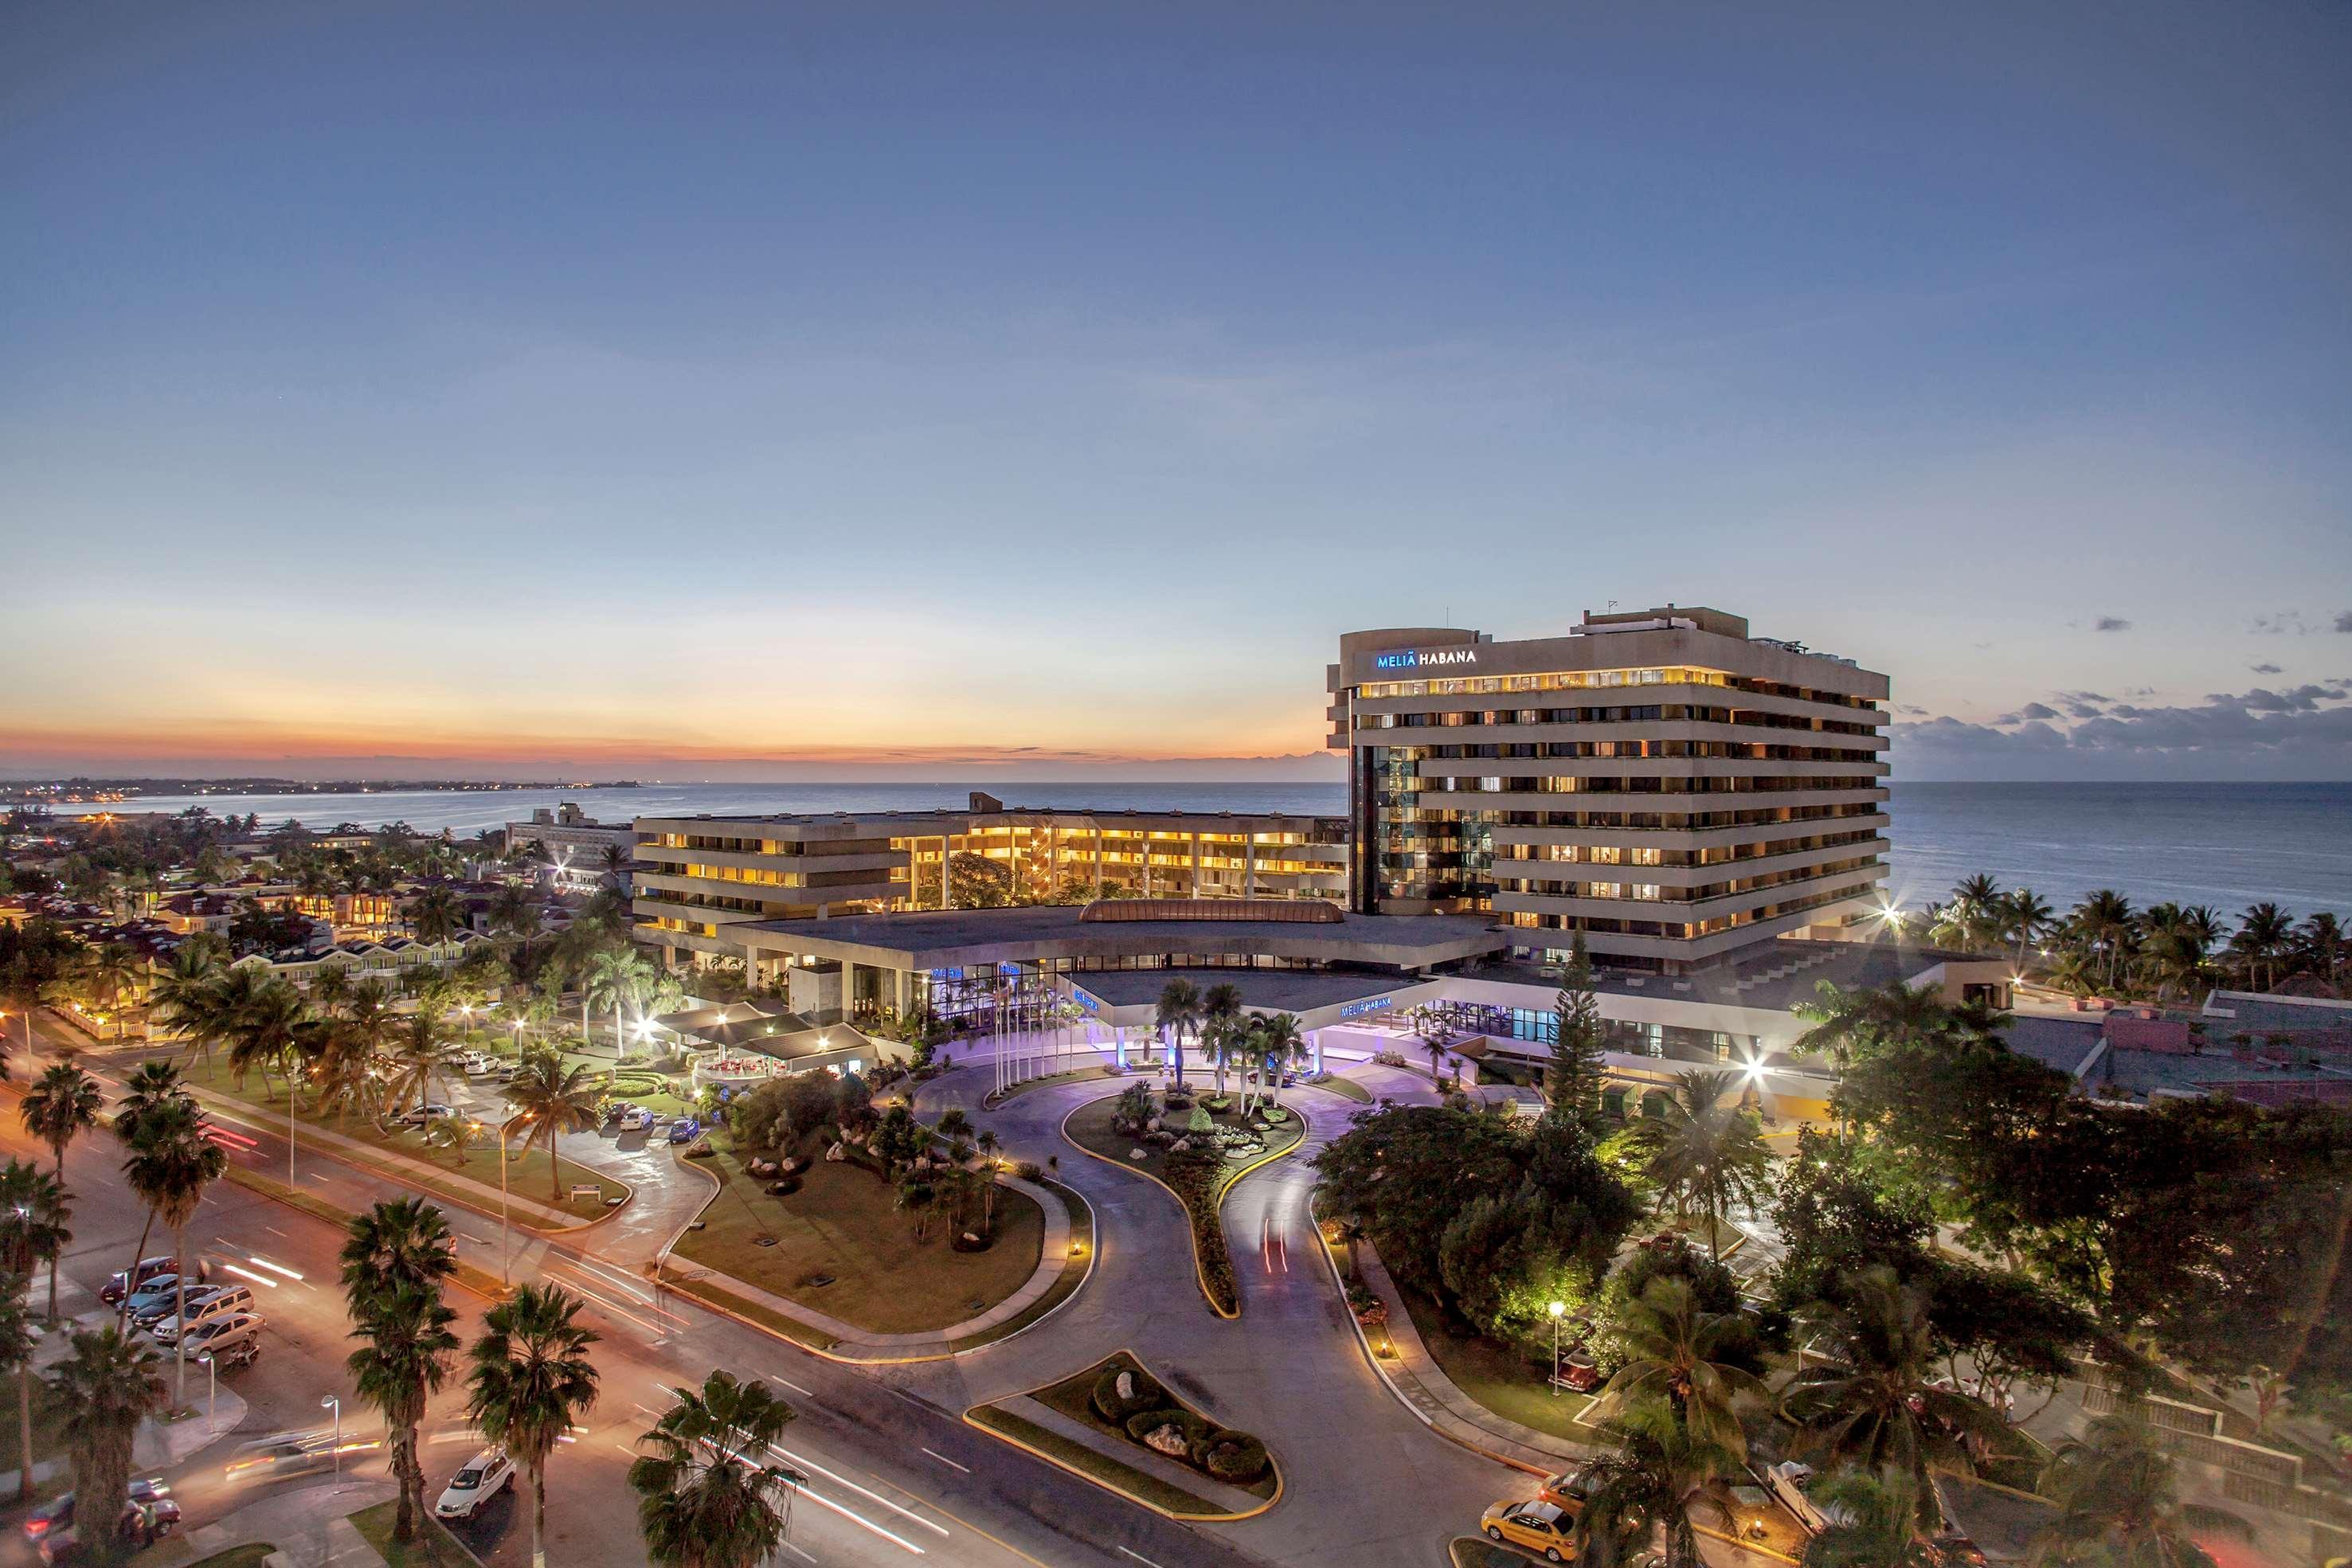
[[1547, 933, 1606, 1129]]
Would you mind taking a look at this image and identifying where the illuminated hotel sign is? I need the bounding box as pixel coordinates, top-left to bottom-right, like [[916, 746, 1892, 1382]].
[[1339, 996, 1395, 1019], [1373, 648, 1477, 671]]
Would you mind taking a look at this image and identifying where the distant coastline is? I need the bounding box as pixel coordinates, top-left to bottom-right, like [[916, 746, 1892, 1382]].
[[3, 776, 640, 806]]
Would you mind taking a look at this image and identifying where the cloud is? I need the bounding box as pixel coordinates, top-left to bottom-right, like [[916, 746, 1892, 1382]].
[[1894, 679, 2352, 776], [2252, 663, 2284, 675], [1999, 702, 2060, 722], [2093, 616, 2131, 632], [2338, 612, 2352, 633]]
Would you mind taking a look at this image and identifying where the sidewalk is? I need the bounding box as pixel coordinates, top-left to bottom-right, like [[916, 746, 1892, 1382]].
[[1337, 1239, 1599, 1476], [174, 1479, 397, 1568], [659, 1174, 1072, 1363], [14, 1300, 251, 1486]]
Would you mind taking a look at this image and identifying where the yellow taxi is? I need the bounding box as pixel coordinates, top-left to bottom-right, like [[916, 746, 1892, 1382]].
[[1480, 1497, 1579, 1562]]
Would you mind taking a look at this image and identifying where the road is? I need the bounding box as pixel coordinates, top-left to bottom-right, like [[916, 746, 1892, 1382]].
[[3, 1015, 1282, 1568]]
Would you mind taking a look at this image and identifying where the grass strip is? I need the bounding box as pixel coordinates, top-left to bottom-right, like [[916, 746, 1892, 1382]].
[[657, 1272, 841, 1352], [165, 1546, 278, 1568], [964, 1406, 1229, 1519], [983, 1065, 1121, 1107], [1026, 1351, 1279, 1503], [1308, 1075, 1375, 1105], [221, 1167, 509, 1300], [350, 1498, 482, 1568]]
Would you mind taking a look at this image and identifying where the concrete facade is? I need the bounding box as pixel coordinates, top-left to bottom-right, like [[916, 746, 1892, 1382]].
[[1328, 606, 1891, 970]]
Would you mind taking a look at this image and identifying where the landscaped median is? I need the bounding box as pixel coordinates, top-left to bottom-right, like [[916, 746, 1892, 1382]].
[[654, 1116, 1100, 1360], [1062, 1082, 1305, 1316], [175, 1057, 628, 1230], [965, 1351, 1279, 1521], [221, 1166, 512, 1301]]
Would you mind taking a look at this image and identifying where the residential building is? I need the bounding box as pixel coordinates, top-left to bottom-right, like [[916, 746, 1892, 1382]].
[[504, 803, 637, 889], [1328, 606, 1890, 971]]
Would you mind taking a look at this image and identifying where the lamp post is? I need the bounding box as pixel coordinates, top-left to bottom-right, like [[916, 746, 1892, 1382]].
[[198, 1352, 216, 1424], [1548, 1300, 1566, 1397], [497, 1112, 526, 1285], [321, 1394, 342, 1479]]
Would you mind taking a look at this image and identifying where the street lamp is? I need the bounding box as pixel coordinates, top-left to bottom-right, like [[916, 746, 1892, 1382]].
[[321, 1394, 342, 1479], [197, 1352, 217, 1423], [1548, 1300, 1567, 1397]]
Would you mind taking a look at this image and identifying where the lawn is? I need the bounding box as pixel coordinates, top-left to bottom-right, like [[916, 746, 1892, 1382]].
[[1395, 1282, 1610, 1446], [946, 1180, 1094, 1352], [1305, 1074, 1374, 1105], [668, 1134, 1044, 1335], [177, 1056, 628, 1222], [984, 1063, 1124, 1107], [350, 1499, 477, 1568]]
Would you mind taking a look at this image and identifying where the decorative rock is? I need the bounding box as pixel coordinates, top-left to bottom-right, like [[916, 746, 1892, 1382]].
[[1145, 1116, 1161, 1132], [1169, 1138, 1190, 1152], [824, 1141, 847, 1162], [1115, 1371, 1136, 1402], [961, 1231, 981, 1245], [1142, 1424, 1188, 1458], [1129, 1148, 1147, 1161]]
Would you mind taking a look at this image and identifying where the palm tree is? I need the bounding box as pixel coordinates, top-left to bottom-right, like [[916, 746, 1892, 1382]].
[[311, 964, 354, 1019], [1793, 981, 1950, 1067], [1594, 1276, 1765, 1460], [386, 1012, 464, 1116], [1154, 979, 1201, 1088], [1199, 983, 1243, 1094], [468, 1283, 601, 1568], [118, 1099, 226, 1409], [935, 1108, 973, 1147], [501, 1055, 605, 1202], [974, 1128, 1003, 1227], [223, 975, 310, 1094], [2069, 890, 2137, 992], [1949, 874, 2004, 953], [2295, 912, 2345, 987], [0, 1291, 33, 1503], [79, 944, 143, 1037], [490, 882, 542, 942], [1614, 1069, 1771, 1256], [2004, 889, 2054, 969], [586, 948, 653, 1058], [340, 1197, 458, 1304], [2226, 902, 2295, 992], [47, 1328, 166, 1558], [409, 885, 464, 945], [1574, 1396, 1742, 1568], [2032, 1414, 2252, 1568], [1799, 1468, 1939, 1568], [18, 1064, 101, 1317], [1253, 1012, 1305, 1114], [895, 1175, 937, 1241], [630, 1371, 803, 1568], [348, 1279, 460, 1543], [147, 947, 224, 1052], [0, 1162, 72, 1331], [1781, 1267, 2008, 1521]]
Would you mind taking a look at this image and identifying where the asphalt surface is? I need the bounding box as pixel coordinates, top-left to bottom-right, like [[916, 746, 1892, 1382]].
[[2, 1019, 1283, 1568]]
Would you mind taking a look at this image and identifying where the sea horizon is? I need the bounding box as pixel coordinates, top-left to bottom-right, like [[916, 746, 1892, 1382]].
[[14, 778, 2347, 921]]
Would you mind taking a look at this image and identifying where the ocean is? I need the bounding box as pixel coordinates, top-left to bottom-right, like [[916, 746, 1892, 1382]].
[[16, 780, 2349, 920]]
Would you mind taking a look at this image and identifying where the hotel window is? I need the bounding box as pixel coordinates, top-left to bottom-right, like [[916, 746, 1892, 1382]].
[[1631, 883, 1662, 901], [1590, 882, 1622, 899]]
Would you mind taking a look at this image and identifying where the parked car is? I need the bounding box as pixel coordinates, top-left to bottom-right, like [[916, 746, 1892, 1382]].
[[22, 1480, 171, 1544], [151, 1285, 257, 1343], [1481, 1499, 1578, 1562], [123, 1276, 196, 1327], [33, 1498, 180, 1566], [198, 1329, 264, 1372], [434, 1446, 515, 1520], [617, 1107, 652, 1132], [99, 1257, 177, 1306], [174, 1310, 264, 1359], [398, 1103, 459, 1125], [666, 1116, 702, 1145]]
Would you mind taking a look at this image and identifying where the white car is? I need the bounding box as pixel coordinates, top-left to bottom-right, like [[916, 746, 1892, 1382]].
[[617, 1107, 653, 1132], [434, 1447, 515, 1521]]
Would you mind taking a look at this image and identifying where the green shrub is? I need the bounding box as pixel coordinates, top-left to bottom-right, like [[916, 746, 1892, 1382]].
[[1201, 1094, 1231, 1112], [1185, 1105, 1214, 1136], [1123, 1407, 1209, 1452], [1091, 1363, 1168, 1424], [1260, 1107, 1289, 1124], [1199, 1429, 1270, 1484], [1012, 1159, 1044, 1182]]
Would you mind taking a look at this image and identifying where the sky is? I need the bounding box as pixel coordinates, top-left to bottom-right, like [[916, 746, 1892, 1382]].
[[4, 1, 2350, 783]]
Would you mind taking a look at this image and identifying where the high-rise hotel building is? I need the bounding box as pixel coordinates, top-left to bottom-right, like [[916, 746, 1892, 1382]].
[[1329, 606, 1890, 972]]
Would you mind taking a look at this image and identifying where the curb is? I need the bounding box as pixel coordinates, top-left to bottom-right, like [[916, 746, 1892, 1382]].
[[1056, 1089, 1305, 1320], [1306, 1189, 1552, 1480]]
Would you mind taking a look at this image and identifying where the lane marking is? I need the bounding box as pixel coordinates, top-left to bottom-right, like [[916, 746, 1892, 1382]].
[[1119, 1549, 1166, 1568], [767, 1374, 812, 1397], [781, 1543, 816, 1563], [770, 1445, 948, 1537], [919, 1448, 968, 1474], [262, 1226, 288, 1240], [789, 1485, 928, 1555]]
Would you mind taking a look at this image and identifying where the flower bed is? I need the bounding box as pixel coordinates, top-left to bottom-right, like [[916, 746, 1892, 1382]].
[[1028, 1351, 1278, 1500]]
